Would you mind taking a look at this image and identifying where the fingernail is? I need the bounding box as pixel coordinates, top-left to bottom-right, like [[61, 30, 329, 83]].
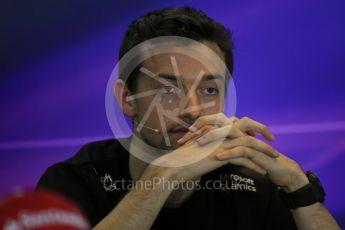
[[196, 137, 205, 144], [189, 125, 197, 132], [194, 130, 202, 135], [270, 133, 275, 141], [216, 154, 224, 160]]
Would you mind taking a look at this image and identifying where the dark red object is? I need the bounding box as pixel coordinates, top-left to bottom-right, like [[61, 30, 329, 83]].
[[0, 189, 90, 229]]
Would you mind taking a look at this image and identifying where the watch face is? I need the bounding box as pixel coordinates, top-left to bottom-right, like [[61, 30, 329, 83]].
[[307, 170, 319, 183], [306, 170, 326, 201]]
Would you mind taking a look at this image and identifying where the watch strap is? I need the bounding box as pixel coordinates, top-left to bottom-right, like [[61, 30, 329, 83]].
[[278, 171, 326, 209]]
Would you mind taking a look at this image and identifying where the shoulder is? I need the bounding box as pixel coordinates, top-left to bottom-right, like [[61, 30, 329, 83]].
[[38, 138, 130, 184], [40, 138, 129, 174], [64, 138, 128, 165], [36, 138, 131, 226]]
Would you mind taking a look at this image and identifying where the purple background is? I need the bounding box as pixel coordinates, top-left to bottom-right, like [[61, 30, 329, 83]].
[[1, 0, 345, 226]]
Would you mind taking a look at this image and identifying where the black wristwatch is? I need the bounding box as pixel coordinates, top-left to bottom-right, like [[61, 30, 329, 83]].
[[279, 170, 326, 209]]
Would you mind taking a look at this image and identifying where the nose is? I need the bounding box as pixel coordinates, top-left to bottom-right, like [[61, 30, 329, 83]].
[[178, 92, 201, 120]]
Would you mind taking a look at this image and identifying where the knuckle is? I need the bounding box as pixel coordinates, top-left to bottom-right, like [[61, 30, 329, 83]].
[[202, 130, 215, 140], [240, 136, 253, 146], [215, 113, 225, 123], [193, 118, 204, 127], [228, 116, 239, 124], [244, 135, 255, 143], [234, 158, 244, 164], [197, 117, 205, 123], [231, 124, 240, 131], [227, 124, 235, 132], [186, 132, 195, 138], [267, 145, 276, 154], [242, 116, 250, 122], [219, 113, 227, 119], [229, 125, 241, 136], [239, 146, 249, 154]]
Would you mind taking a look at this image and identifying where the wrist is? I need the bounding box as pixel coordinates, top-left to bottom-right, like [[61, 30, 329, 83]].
[[279, 170, 326, 209], [284, 172, 309, 193], [140, 165, 180, 189]]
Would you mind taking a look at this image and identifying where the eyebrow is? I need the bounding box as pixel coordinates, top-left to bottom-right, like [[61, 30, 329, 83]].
[[203, 74, 225, 81], [157, 73, 179, 81], [157, 73, 225, 82]]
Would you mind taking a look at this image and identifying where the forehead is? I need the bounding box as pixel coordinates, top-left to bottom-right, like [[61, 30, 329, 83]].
[[138, 41, 227, 80]]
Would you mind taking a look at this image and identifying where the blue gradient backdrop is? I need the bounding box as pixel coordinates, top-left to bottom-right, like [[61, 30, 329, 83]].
[[1, 0, 345, 226]]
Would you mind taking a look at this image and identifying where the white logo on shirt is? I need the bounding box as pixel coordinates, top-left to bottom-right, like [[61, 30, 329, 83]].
[[100, 174, 117, 192], [220, 173, 257, 192]]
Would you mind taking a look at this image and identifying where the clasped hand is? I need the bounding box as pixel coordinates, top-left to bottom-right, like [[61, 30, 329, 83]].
[[176, 114, 308, 192]]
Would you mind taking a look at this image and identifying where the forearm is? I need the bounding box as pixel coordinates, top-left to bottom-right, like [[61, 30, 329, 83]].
[[286, 174, 340, 230], [93, 168, 174, 230], [291, 203, 340, 230]]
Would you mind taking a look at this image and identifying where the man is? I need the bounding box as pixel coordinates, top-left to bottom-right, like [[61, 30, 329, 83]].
[[37, 6, 340, 229]]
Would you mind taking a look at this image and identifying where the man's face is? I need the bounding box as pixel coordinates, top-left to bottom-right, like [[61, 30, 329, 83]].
[[130, 41, 227, 150]]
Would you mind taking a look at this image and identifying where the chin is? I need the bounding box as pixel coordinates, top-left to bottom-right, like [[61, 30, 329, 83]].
[[142, 134, 180, 151], [154, 141, 179, 151]]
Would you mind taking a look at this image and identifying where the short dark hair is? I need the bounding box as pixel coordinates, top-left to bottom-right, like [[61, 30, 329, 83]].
[[119, 6, 234, 92]]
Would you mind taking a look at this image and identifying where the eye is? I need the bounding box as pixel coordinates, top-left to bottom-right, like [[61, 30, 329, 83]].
[[201, 87, 219, 95], [160, 85, 177, 94]]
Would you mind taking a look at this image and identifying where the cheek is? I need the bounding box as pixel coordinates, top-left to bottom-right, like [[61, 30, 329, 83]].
[[135, 98, 162, 125], [202, 98, 223, 114], [135, 97, 154, 117]]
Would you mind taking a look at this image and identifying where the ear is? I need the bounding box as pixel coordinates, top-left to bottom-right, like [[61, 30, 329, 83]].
[[114, 79, 136, 117]]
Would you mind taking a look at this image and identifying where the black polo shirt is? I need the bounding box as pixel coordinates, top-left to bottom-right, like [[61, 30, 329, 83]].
[[37, 138, 297, 229]]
